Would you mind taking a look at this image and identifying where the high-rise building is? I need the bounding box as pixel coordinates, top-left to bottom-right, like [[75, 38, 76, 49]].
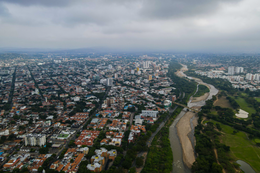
[[118, 98, 124, 110], [131, 70, 135, 74], [228, 66, 235, 75], [246, 73, 253, 80], [172, 95, 176, 102], [235, 67, 244, 74], [108, 65, 112, 69], [25, 134, 46, 147], [143, 61, 150, 69], [253, 74, 260, 81], [148, 75, 152, 81], [114, 73, 118, 79], [106, 78, 113, 86]]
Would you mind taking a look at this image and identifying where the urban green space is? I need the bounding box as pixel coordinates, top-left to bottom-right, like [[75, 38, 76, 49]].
[[58, 134, 70, 138], [206, 120, 260, 173], [233, 96, 256, 116]]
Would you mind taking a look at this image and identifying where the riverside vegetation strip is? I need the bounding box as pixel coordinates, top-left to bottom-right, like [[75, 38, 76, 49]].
[[141, 107, 183, 173], [185, 70, 260, 172], [193, 84, 210, 97]]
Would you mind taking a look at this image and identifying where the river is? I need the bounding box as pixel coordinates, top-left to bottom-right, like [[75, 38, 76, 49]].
[[169, 65, 219, 173]]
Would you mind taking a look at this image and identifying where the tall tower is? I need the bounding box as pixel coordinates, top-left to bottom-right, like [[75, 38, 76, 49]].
[[228, 66, 235, 75]]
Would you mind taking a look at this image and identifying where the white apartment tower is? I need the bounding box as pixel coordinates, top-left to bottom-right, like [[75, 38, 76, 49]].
[[253, 74, 260, 81], [246, 73, 253, 80], [143, 61, 150, 69], [25, 134, 46, 147], [228, 66, 235, 75], [235, 67, 244, 74], [114, 73, 118, 79], [106, 78, 113, 86]]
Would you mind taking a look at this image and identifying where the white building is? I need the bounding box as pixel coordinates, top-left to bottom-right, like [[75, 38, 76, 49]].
[[25, 134, 46, 147], [253, 74, 260, 81], [228, 66, 235, 75], [235, 67, 244, 74], [143, 61, 150, 69], [141, 110, 158, 118], [100, 79, 107, 85], [114, 73, 118, 79], [0, 129, 9, 136], [107, 78, 113, 86], [246, 73, 253, 80]]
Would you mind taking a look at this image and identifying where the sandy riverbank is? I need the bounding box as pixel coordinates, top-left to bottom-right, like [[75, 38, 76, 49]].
[[191, 93, 209, 103], [176, 111, 196, 168]]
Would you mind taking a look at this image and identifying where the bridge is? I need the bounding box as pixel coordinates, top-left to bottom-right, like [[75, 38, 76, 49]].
[[172, 101, 200, 113]]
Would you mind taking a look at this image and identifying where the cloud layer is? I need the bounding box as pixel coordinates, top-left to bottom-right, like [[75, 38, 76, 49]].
[[0, 0, 259, 52]]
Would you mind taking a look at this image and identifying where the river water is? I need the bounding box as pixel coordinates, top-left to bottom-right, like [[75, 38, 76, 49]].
[[170, 65, 219, 173]]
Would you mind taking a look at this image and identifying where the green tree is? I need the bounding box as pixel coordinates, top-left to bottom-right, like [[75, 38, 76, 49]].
[[136, 156, 144, 168], [38, 167, 43, 173], [129, 167, 136, 173], [212, 162, 223, 173]]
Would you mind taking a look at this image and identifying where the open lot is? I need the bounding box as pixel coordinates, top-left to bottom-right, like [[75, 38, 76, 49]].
[[214, 96, 232, 109]]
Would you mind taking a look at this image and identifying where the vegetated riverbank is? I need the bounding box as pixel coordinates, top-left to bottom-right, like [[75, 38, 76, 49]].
[[193, 84, 210, 97], [141, 107, 183, 173]]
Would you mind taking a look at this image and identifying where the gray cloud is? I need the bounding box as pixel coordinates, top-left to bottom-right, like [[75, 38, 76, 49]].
[[0, 3, 10, 16], [140, 0, 241, 19], [0, 0, 71, 7], [0, 0, 259, 53]]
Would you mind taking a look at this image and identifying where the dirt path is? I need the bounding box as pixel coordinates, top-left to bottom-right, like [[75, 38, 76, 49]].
[[214, 148, 226, 173], [136, 152, 147, 173], [176, 111, 196, 168]]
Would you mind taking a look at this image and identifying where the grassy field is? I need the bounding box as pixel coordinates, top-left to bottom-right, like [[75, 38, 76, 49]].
[[254, 97, 260, 102], [193, 84, 209, 97], [255, 139, 260, 143], [58, 134, 69, 138], [234, 97, 256, 116], [214, 96, 232, 109], [209, 120, 260, 173]]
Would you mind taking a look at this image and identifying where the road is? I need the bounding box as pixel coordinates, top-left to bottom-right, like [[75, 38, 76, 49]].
[[129, 112, 134, 129]]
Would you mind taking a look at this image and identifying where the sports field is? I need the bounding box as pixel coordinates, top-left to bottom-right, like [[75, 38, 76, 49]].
[[234, 97, 256, 116], [58, 134, 69, 138], [209, 120, 260, 173]]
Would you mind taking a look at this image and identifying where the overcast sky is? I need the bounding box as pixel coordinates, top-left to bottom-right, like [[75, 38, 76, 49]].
[[0, 0, 260, 52]]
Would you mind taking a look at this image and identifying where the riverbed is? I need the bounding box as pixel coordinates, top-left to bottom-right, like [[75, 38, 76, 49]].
[[170, 64, 219, 172]]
